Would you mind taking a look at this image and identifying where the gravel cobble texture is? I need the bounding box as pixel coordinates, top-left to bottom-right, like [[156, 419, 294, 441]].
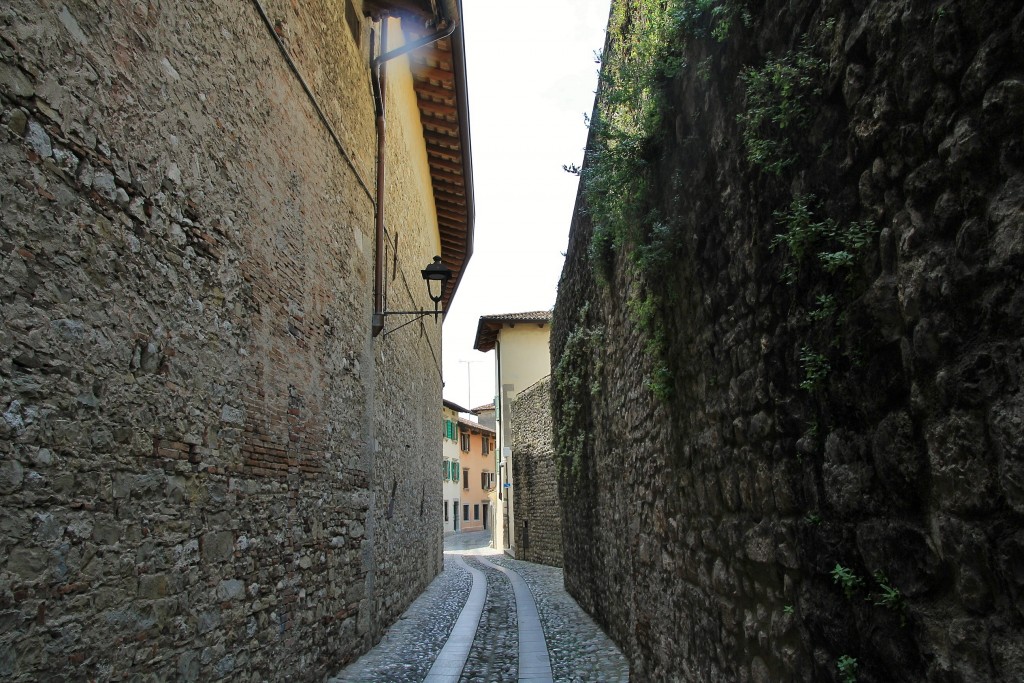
[[329, 556, 473, 683], [330, 532, 630, 683], [488, 555, 630, 683], [458, 558, 518, 683]]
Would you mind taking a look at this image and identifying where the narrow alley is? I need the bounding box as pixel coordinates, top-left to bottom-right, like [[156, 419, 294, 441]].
[[329, 531, 629, 683]]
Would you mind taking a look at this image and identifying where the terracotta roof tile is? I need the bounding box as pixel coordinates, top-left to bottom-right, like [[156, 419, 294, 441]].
[[472, 310, 552, 352]]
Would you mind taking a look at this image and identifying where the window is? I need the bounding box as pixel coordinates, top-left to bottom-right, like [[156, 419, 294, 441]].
[[444, 419, 456, 441], [462, 469, 469, 490], [481, 472, 495, 490], [460, 431, 470, 452], [444, 501, 449, 521], [481, 435, 490, 455], [473, 504, 479, 520], [463, 504, 469, 521]]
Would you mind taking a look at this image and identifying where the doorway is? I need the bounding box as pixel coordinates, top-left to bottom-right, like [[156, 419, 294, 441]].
[[482, 503, 489, 530]]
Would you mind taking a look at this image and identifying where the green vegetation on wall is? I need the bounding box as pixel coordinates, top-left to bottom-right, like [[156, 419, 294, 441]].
[[552, 304, 605, 490], [577, 0, 750, 401], [737, 45, 825, 174]]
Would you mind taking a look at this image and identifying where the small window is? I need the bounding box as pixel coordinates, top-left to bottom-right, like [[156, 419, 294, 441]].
[[460, 431, 470, 452], [473, 504, 479, 520], [482, 435, 490, 455], [462, 469, 469, 490], [444, 501, 449, 521], [463, 504, 469, 521]]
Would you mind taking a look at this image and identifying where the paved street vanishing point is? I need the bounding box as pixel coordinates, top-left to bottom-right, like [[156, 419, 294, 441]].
[[329, 531, 629, 683]]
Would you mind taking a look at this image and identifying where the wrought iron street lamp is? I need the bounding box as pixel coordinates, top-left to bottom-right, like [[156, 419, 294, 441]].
[[372, 255, 452, 336]]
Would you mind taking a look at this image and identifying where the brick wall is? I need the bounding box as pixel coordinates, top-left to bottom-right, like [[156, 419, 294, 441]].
[[510, 377, 562, 567], [0, 0, 443, 679]]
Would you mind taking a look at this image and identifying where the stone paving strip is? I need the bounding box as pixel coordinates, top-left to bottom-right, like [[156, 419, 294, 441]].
[[487, 556, 630, 683], [458, 557, 518, 683], [477, 556, 554, 683], [328, 556, 473, 683], [424, 555, 487, 683]]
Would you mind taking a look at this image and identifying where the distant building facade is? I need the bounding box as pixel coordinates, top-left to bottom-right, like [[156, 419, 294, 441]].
[[473, 402, 497, 430], [442, 400, 468, 534], [473, 311, 552, 554], [457, 417, 497, 533]]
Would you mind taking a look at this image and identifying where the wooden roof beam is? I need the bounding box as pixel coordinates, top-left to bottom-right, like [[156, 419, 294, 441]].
[[412, 80, 456, 99], [435, 197, 466, 212], [428, 156, 463, 174], [435, 191, 466, 204], [417, 99, 458, 117], [421, 116, 459, 133], [411, 64, 455, 82], [431, 168, 465, 184], [426, 143, 461, 161]]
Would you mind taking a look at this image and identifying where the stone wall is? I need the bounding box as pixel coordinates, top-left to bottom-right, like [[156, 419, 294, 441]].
[[0, 0, 443, 680], [510, 377, 562, 567], [553, 0, 1024, 681]]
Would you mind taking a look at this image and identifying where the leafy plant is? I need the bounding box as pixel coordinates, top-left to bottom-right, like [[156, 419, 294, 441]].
[[771, 195, 878, 284], [831, 564, 863, 599], [871, 571, 908, 625], [799, 346, 830, 391], [627, 291, 674, 401], [837, 655, 858, 683], [783, 604, 794, 615], [671, 0, 751, 42], [808, 294, 837, 322], [737, 45, 825, 174]]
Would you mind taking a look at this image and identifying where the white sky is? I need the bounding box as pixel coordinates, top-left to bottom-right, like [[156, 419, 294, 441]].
[[441, 0, 610, 411]]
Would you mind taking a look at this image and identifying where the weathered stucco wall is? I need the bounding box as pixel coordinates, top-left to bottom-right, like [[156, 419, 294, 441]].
[[510, 377, 562, 567], [0, 0, 442, 679], [554, 0, 1024, 681]]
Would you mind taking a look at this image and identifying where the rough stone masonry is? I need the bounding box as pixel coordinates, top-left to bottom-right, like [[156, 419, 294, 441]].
[[510, 377, 563, 568], [554, 0, 1024, 681], [0, 0, 444, 680]]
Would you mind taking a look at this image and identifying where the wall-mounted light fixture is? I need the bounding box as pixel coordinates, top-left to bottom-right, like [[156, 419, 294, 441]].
[[372, 255, 452, 337]]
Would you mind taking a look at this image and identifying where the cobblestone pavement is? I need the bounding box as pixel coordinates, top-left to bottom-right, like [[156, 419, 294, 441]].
[[328, 555, 473, 683], [486, 555, 630, 683], [330, 531, 629, 682]]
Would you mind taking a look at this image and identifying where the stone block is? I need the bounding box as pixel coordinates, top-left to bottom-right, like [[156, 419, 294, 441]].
[[138, 574, 170, 600], [216, 579, 245, 602], [6, 546, 46, 579], [201, 531, 234, 564], [925, 413, 995, 514], [0, 459, 25, 494]]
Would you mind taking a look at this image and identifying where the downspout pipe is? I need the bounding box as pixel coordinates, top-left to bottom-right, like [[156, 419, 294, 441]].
[[371, 3, 460, 337]]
